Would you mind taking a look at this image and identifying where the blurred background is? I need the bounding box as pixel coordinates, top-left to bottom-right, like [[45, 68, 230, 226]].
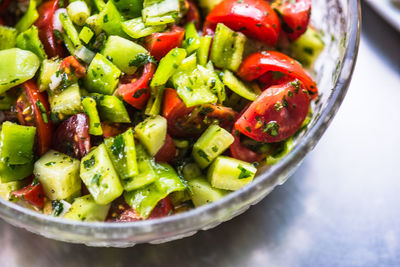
[[1, 1, 400, 266]]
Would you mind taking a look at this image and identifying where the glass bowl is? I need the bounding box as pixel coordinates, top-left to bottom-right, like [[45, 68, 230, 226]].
[[0, 0, 361, 247]]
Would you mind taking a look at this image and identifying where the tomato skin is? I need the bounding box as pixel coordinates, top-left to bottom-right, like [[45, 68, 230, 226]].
[[11, 180, 45, 209], [148, 197, 174, 219], [16, 80, 53, 156], [162, 89, 237, 138], [235, 80, 309, 143], [101, 122, 129, 138], [155, 134, 176, 163], [145, 26, 185, 61], [272, 0, 311, 41], [35, 0, 66, 58], [237, 51, 318, 98], [230, 127, 263, 163], [60, 56, 86, 78], [205, 0, 281, 46], [118, 63, 155, 110]]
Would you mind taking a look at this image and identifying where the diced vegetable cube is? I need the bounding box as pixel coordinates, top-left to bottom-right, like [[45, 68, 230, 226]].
[[64, 195, 110, 222], [134, 115, 167, 156], [188, 178, 227, 207]]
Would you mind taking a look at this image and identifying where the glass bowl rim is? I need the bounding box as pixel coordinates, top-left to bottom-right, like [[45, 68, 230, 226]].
[[0, 0, 361, 241]]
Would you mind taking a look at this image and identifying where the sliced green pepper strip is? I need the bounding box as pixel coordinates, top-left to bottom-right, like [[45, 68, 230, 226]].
[[122, 17, 167, 39], [124, 163, 186, 219], [16, 0, 39, 32], [82, 97, 103, 135], [183, 22, 200, 55], [16, 26, 47, 60], [150, 48, 186, 87], [197, 36, 212, 66], [60, 13, 82, 49]]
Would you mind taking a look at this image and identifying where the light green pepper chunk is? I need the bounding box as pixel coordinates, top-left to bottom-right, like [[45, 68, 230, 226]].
[[16, 26, 47, 60], [183, 22, 200, 55], [150, 48, 186, 87], [142, 0, 180, 26], [0, 26, 18, 50], [0, 48, 40, 94], [122, 17, 166, 39], [16, 0, 39, 32], [114, 0, 143, 19], [98, 1, 127, 37]]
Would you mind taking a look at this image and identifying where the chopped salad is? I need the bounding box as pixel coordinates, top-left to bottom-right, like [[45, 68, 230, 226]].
[[0, 0, 324, 222]]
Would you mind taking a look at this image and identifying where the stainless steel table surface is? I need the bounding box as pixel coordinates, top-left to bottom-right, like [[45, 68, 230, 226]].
[[1, 3, 399, 267]]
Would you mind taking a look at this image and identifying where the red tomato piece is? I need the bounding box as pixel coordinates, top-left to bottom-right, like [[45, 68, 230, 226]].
[[35, 0, 66, 58], [230, 127, 264, 163], [182, 0, 201, 29], [155, 134, 177, 163], [100, 122, 129, 138], [145, 26, 185, 61], [52, 114, 91, 159], [11, 180, 45, 209], [0, 0, 10, 13], [118, 63, 155, 110], [60, 56, 86, 78], [16, 80, 53, 156], [205, 0, 281, 46], [235, 79, 309, 143], [237, 51, 318, 98], [272, 0, 311, 41], [148, 197, 174, 219]]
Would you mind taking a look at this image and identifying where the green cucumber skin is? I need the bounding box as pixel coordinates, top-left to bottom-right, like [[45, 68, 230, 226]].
[[64, 195, 110, 222], [188, 178, 227, 207]]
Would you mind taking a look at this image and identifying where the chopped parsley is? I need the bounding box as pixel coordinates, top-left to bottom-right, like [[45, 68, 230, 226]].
[[45, 162, 56, 166], [197, 149, 209, 162], [263, 121, 279, 137], [83, 155, 96, 170], [52, 200, 64, 217], [91, 173, 101, 186], [110, 135, 125, 157], [238, 165, 252, 179]]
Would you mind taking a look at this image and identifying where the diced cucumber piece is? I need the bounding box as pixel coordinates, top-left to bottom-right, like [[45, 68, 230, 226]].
[[80, 144, 123, 205], [82, 97, 103, 135], [105, 129, 138, 179], [169, 189, 191, 206], [79, 26, 94, 44], [150, 48, 187, 87], [15, 0, 39, 32], [171, 65, 218, 107], [124, 163, 185, 218], [84, 53, 121, 95], [101, 35, 148, 75], [192, 125, 234, 169], [37, 59, 62, 92], [91, 94, 131, 123], [98, 1, 127, 38], [211, 23, 246, 72], [0, 122, 36, 165], [0, 48, 40, 94], [142, 0, 180, 26], [49, 83, 82, 116], [0, 180, 28, 201], [222, 70, 259, 101], [134, 115, 167, 156], [290, 27, 325, 67], [207, 156, 257, 191], [16, 26, 47, 60], [182, 162, 202, 180], [63, 195, 110, 221], [34, 150, 81, 200], [122, 17, 166, 39], [197, 36, 212, 66], [0, 160, 33, 183], [188, 178, 227, 207], [183, 22, 200, 55], [0, 26, 18, 50], [122, 143, 157, 191], [67, 1, 90, 26]]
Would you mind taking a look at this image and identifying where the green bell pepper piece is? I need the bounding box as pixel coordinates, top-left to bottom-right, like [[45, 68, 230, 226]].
[[150, 48, 186, 87], [0, 160, 33, 183], [98, 1, 127, 38], [0, 48, 40, 94], [84, 53, 121, 95], [183, 22, 200, 55], [0, 26, 18, 50], [79, 26, 94, 44], [122, 17, 166, 39], [142, 0, 180, 26], [197, 36, 212, 66], [16, 26, 47, 60], [16, 0, 39, 32], [113, 0, 143, 19], [124, 163, 186, 218], [0, 122, 36, 165]]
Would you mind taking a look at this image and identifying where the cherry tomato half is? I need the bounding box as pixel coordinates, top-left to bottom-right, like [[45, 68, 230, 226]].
[[205, 0, 281, 46], [16, 80, 53, 156], [118, 63, 156, 110], [230, 127, 264, 163], [237, 51, 318, 98], [145, 26, 185, 61], [11, 178, 45, 209], [35, 0, 66, 58], [272, 0, 311, 41], [155, 134, 177, 163], [235, 79, 309, 143]]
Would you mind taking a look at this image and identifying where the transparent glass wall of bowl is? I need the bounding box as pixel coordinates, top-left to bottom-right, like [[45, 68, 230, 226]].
[[0, 0, 360, 247]]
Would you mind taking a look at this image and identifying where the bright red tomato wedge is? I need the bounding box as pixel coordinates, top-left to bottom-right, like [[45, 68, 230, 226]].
[[205, 0, 281, 46], [155, 134, 177, 163], [272, 0, 312, 41], [16, 80, 53, 156], [35, 0, 66, 58], [118, 63, 156, 110], [235, 79, 309, 143], [230, 128, 264, 163], [148, 197, 174, 219], [145, 26, 185, 61], [12, 180, 45, 209], [237, 51, 318, 98]]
